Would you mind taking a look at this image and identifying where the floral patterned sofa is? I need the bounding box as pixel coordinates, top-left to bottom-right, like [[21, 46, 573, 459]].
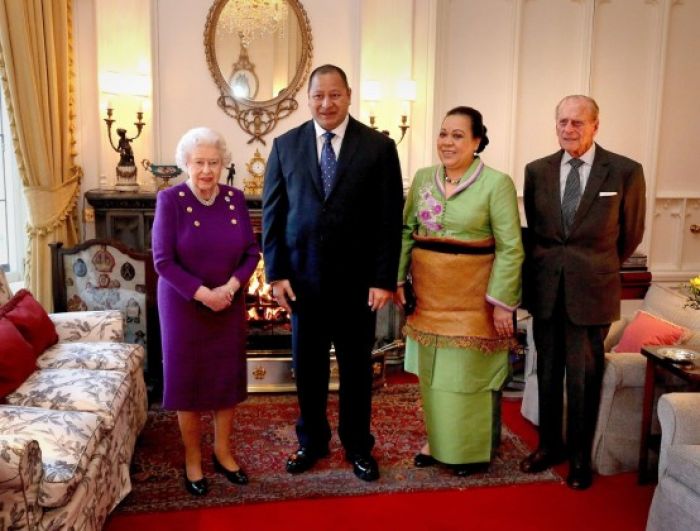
[[0, 270, 148, 530]]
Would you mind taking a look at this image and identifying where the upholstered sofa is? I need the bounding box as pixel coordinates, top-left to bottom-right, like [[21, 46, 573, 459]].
[[0, 272, 148, 530], [521, 283, 700, 475], [646, 393, 700, 531]]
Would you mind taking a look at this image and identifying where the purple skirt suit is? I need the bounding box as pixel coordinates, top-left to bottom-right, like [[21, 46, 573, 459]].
[[152, 182, 259, 410]]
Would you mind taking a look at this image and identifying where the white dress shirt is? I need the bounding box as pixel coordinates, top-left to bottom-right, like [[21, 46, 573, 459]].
[[313, 115, 349, 162]]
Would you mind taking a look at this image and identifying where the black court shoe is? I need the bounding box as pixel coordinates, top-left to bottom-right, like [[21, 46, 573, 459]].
[[212, 454, 249, 485], [451, 462, 490, 477], [184, 469, 208, 496], [414, 453, 438, 467]]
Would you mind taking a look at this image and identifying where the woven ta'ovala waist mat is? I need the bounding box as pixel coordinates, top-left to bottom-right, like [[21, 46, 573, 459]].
[[405, 234, 514, 353]]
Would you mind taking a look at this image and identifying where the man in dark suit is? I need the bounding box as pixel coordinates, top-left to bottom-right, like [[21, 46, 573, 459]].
[[520, 95, 646, 490], [262, 64, 403, 482]]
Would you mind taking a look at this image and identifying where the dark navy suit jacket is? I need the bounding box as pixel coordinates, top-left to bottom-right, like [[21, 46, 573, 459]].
[[262, 116, 404, 301]]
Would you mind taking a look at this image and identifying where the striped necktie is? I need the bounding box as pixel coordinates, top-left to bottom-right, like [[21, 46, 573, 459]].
[[562, 158, 584, 236]]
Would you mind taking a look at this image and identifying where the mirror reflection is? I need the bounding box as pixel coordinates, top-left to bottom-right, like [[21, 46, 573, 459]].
[[214, 0, 304, 103], [205, 0, 312, 143]]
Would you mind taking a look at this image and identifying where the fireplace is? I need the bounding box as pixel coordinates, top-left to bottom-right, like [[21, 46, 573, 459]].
[[243, 198, 399, 392]]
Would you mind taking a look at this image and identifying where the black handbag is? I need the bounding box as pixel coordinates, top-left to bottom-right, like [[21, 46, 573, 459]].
[[403, 274, 416, 316]]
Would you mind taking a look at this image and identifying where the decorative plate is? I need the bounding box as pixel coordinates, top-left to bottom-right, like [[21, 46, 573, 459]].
[[657, 347, 697, 363]]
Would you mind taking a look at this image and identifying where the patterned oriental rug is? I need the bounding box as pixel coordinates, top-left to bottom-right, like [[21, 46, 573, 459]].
[[115, 384, 560, 514]]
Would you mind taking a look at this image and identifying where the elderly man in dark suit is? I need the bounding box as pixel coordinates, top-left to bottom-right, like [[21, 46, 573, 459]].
[[262, 64, 403, 482], [520, 95, 646, 490]]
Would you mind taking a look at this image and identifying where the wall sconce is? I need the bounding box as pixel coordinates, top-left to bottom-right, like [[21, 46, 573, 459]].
[[361, 79, 416, 144], [100, 71, 150, 191]]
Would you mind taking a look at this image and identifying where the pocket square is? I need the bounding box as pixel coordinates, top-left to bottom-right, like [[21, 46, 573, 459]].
[[599, 191, 617, 197]]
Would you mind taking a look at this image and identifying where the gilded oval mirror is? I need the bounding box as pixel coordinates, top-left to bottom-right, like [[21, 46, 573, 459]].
[[204, 0, 313, 144]]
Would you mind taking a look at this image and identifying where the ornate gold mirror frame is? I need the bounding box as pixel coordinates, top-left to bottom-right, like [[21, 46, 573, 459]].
[[204, 0, 313, 145]]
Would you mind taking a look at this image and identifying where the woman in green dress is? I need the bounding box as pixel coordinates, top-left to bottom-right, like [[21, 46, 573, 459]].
[[395, 106, 524, 476]]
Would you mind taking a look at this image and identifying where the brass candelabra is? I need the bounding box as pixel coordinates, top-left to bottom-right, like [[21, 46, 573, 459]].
[[103, 107, 146, 191]]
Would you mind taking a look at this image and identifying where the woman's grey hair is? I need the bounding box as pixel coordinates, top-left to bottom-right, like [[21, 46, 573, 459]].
[[174, 127, 232, 170]]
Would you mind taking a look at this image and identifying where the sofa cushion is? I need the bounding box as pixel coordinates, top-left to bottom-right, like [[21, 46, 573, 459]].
[[38, 341, 145, 376], [0, 317, 37, 399], [0, 290, 58, 357], [642, 284, 700, 343], [0, 405, 106, 508], [50, 310, 125, 342], [665, 444, 700, 494], [613, 310, 688, 353], [5, 368, 131, 430]]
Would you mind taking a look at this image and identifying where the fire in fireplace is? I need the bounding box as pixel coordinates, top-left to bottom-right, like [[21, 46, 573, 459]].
[[245, 258, 291, 351]]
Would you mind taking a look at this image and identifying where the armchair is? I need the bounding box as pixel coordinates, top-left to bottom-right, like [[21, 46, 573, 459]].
[[646, 393, 700, 531]]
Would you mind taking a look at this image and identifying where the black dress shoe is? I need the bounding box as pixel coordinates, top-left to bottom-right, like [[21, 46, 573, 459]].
[[519, 448, 566, 473], [450, 462, 490, 477], [212, 454, 249, 485], [566, 465, 593, 490], [286, 446, 329, 474], [346, 453, 379, 482], [414, 453, 438, 468], [183, 469, 208, 496]]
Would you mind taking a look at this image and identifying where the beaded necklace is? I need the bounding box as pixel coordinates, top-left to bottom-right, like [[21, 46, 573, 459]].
[[186, 180, 219, 206]]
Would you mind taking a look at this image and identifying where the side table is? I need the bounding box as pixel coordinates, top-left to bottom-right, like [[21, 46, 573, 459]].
[[638, 345, 700, 483]]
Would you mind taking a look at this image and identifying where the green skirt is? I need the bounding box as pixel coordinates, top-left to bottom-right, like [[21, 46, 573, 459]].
[[405, 337, 508, 464]]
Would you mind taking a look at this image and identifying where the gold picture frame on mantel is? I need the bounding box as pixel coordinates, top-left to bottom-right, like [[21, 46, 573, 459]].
[[204, 0, 313, 145]]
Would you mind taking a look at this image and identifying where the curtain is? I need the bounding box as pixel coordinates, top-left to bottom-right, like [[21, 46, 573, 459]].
[[0, 0, 81, 310]]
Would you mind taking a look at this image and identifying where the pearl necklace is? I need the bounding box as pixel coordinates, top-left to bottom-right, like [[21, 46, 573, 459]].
[[186, 180, 219, 206], [444, 175, 461, 185]]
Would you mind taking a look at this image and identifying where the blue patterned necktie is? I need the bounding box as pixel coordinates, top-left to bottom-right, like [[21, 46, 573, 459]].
[[562, 158, 584, 236], [320, 131, 337, 198]]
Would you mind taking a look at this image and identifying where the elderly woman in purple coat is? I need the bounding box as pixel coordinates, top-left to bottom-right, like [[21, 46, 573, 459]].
[[152, 127, 260, 496]]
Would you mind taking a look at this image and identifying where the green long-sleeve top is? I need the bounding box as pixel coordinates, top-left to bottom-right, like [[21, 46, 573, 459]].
[[397, 158, 524, 310]]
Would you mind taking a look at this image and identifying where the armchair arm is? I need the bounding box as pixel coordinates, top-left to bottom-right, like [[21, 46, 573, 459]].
[[602, 352, 647, 388], [49, 310, 124, 342], [657, 392, 700, 476], [592, 352, 648, 474], [603, 317, 628, 353], [0, 436, 43, 531]]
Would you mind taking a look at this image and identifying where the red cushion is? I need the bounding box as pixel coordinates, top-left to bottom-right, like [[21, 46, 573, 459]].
[[0, 289, 58, 357], [612, 310, 688, 353], [0, 317, 36, 399]]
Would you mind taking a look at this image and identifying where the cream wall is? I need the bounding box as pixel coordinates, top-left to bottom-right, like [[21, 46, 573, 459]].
[[73, 0, 700, 280]]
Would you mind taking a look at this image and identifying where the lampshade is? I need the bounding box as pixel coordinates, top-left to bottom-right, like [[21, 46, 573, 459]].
[[361, 80, 383, 102], [100, 71, 150, 97], [396, 80, 416, 102]]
